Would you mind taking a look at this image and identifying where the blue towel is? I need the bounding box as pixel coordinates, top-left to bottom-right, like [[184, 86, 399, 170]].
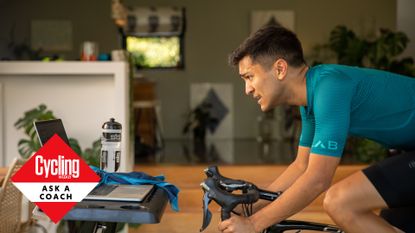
[[90, 166, 180, 212]]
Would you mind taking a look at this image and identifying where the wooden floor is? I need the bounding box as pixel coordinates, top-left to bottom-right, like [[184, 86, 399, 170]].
[[128, 164, 366, 233]]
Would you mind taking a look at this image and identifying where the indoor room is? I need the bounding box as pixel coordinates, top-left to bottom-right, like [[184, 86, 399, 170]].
[[1, 0, 414, 232]]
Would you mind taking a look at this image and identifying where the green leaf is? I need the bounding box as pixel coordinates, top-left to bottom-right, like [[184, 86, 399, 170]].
[[15, 104, 102, 166], [14, 104, 56, 158], [69, 138, 82, 156], [17, 138, 39, 158], [355, 138, 387, 163]]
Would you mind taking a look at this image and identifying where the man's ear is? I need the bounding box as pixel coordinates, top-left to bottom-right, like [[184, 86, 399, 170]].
[[273, 59, 288, 80]]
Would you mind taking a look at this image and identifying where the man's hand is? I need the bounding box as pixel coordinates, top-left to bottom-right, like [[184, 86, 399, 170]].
[[218, 215, 259, 233]]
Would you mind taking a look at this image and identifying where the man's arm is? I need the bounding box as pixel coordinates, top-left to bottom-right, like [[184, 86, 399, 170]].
[[266, 146, 310, 191], [249, 154, 340, 232], [251, 146, 310, 212]]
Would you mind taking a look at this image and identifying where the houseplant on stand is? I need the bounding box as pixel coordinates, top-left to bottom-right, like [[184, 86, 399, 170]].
[[182, 101, 219, 162], [183, 101, 218, 142]]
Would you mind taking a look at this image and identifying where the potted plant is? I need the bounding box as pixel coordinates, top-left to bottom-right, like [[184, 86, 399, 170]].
[[311, 25, 415, 76], [14, 104, 100, 166], [182, 101, 218, 142]]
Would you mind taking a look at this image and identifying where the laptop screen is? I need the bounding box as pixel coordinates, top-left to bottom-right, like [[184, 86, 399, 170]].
[[34, 119, 70, 146], [85, 184, 155, 202]]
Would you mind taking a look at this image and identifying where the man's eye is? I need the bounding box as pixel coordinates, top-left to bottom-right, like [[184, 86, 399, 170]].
[[247, 76, 253, 81]]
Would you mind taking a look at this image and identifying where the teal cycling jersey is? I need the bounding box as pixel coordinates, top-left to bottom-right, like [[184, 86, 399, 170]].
[[299, 64, 415, 157]]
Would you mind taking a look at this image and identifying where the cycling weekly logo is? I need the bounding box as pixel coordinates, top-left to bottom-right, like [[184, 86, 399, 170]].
[[11, 134, 100, 223]]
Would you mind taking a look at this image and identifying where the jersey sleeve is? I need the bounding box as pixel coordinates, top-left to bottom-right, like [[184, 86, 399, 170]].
[[298, 106, 315, 148], [310, 75, 354, 157]]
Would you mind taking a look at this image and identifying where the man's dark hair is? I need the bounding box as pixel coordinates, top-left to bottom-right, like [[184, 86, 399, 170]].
[[229, 25, 306, 68]]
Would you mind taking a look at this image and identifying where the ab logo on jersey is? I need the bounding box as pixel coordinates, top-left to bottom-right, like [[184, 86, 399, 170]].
[[312, 140, 338, 150], [11, 134, 100, 223]]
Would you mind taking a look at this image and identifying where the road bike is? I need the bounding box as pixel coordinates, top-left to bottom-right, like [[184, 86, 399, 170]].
[[200, 166, 344, 233]]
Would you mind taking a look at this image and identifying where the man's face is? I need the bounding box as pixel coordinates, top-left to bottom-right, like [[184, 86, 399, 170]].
[[238, 56, 281, 111]]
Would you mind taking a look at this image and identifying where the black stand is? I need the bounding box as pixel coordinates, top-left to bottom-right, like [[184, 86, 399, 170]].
[[64, 187, 168, 233]]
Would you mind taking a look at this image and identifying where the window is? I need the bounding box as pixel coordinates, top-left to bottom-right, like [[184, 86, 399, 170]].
[[120, 6, 186, 70], [126, 36, 184, 69]]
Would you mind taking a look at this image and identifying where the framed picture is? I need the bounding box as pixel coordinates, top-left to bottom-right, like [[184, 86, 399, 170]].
[[190, 83, 233, 139], [251, 10, 295, 34]]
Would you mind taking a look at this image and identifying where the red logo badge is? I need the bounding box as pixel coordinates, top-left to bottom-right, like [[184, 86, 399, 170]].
[[11, 134, 100, 223]]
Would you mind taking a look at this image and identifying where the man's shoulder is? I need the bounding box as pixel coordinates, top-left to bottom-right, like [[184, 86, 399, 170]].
[[312, 64, 354, 75], [310, 64, 354, 88]]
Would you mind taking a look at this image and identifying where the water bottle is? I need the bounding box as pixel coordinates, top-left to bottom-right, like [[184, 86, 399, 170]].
[[100, 118, 122, 172]]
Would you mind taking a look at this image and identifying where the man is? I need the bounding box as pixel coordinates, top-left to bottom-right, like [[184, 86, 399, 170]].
[[219, 25, 415, 233]]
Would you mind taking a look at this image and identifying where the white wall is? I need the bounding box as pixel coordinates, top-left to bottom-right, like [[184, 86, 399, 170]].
[[397, 0, 415, 58]]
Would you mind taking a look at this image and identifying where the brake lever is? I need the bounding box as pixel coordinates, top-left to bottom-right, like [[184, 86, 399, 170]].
[[219, 180, 257, 192], [200, 183, 213, 232], [205, 166, 254, 192]]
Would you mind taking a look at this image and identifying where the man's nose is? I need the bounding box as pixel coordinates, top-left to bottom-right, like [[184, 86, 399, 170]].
[[245, 82, 254, 95]]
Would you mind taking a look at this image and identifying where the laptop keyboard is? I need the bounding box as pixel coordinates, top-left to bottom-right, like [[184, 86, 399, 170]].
[[89, 185, 117, 196]]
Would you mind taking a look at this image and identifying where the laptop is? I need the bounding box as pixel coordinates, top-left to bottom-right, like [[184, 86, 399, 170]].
[[34, 119, 154, 202]]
